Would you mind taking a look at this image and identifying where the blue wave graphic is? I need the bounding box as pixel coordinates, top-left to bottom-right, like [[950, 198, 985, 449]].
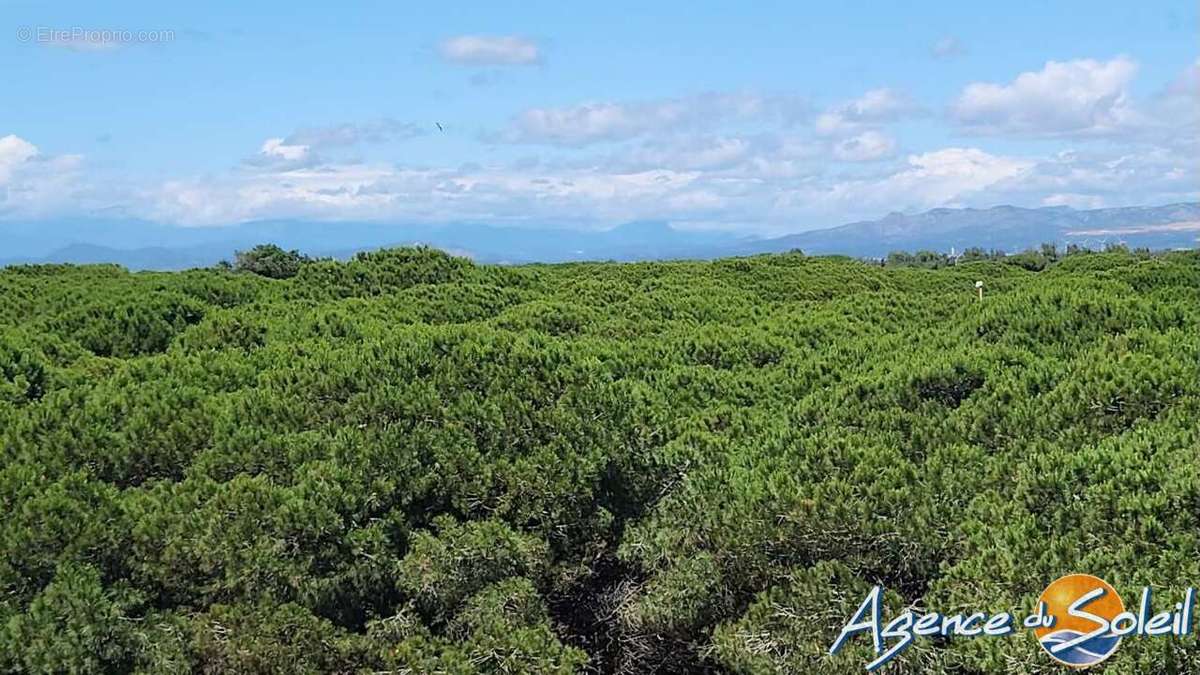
[[1040, 630, 1121, 665]]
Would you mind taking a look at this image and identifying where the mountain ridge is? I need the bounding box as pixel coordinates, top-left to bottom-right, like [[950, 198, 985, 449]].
[[2, 203, 1196, 270]]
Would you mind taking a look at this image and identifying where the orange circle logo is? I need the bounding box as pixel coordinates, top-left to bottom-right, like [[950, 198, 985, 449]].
[[1034, 574, 1124, 668]]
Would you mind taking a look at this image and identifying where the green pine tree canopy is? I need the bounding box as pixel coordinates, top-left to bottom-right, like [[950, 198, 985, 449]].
[[1, 245, 1197, 673]]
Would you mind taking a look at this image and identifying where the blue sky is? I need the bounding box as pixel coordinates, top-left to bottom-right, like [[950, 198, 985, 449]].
[[2, 0, 1197, 234]]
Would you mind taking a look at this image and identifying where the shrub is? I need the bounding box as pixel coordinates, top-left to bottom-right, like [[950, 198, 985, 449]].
[[234, 244, 310, 279]]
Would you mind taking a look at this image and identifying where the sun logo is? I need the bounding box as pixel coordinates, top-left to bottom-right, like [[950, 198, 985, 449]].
[[1034, 574, 1124, 668]]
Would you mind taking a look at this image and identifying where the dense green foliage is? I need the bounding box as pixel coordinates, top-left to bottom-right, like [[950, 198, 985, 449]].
[[233, 244, 312, 279], [1, 246, 1197, 673], [885, 242, 1153, 271]]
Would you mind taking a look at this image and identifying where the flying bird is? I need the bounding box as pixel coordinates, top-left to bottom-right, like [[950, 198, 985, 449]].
[[435, 122, 444, 132]]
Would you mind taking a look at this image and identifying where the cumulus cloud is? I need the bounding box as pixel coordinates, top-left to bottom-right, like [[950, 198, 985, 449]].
[[815, 88, 920, 137], [260, 138, 310, 161], [501, 92, 807, 146], [617, 135, 754, 170], [438, 35, 540, 66], [134, 126, 1195, 231], [6, 92, 1197, 234], [1153, 60, 1200, 145], [153, 163, 405, 225], [0, 135, 88, 217], [989, 146, 1199, 208], [507, 102, 639, 145], [246, 119, 425, 169], [0, 135, 40, 183], [951, 56, 1142, 136], [811, 148, 1034, 212], [147, 162, 712, 227], [143, 142, 1037, 230], [245, 138, 316, 170], [832, 131, 897, 162], [590, 131, 825, 177]]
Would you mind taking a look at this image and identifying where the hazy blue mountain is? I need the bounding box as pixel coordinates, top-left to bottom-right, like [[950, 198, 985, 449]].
[[0, 218, 748, 268], [1, 203, 1196, 269], [742, 203, 1200, 257], [0, 243, 232, 270]]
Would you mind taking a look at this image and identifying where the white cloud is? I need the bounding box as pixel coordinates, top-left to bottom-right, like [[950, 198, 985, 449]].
[[590, 131, 825, 177], [815, 88, 920, 137], [1041, 193, 1107, 209], [130, 132, 1196, 232], [841, 88, 918, 120], [1164, 59, 1199, 98], [502, 92, 807, 146], [989, 146, 1199, 207], [438, 35, 540, 66], [144, 143, 1041, 230], [667, 190, 726, 211], [147, 163, 712, 227], [832, 131, 897, 162], [0, 135, 40, 183], [931, 37, 965, 60], [245, 138, 316, 170], [951, 57, 1142, 136], [259, 138, 310, 162], [618, 135, 754, 170], [834, 147, 1033, 207], [1153, 60, 1200, 146], [512, 101, 655, 145], [153, 163, 401, 225], [5, 102, 1196, 235], [813, 112, 850, 136], [285, 119, 424, 148], [0, 135, 87, 217], [246, 119, 425, 170]]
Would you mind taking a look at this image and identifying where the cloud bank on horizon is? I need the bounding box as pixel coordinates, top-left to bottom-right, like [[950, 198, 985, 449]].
[[2, 2, 1197, 234]]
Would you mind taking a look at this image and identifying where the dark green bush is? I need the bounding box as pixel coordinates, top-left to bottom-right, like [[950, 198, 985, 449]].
[[234, 243, 310, 279]]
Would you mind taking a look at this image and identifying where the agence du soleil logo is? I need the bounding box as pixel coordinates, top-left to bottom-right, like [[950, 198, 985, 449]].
[[829, 573, 1196, 670]]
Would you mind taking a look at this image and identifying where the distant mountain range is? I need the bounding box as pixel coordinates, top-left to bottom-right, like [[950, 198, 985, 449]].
[[2, 203, 1197, 270], [740, 203, 1200, 258]]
